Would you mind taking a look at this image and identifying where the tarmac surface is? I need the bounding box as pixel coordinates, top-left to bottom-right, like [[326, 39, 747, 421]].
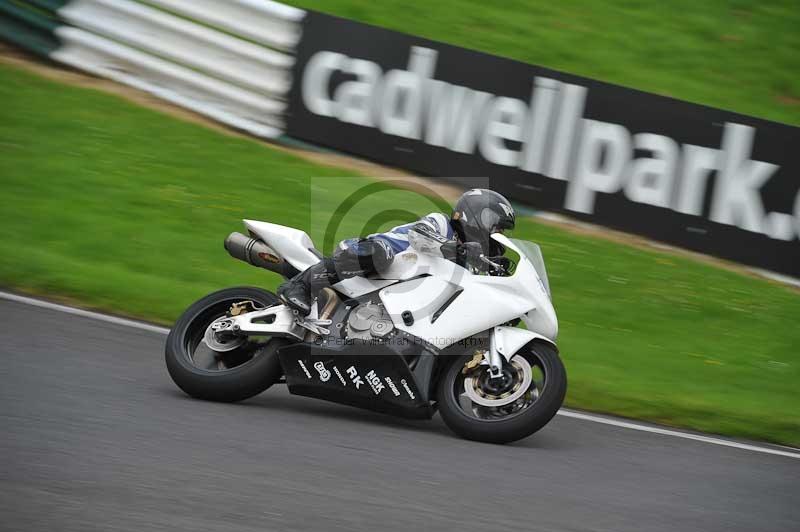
[[2, 297, 798, 532]]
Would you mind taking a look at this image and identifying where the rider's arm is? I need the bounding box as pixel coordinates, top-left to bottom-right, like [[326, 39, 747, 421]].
[[407, 222, 451, 257], [407, 213, 455, 257]]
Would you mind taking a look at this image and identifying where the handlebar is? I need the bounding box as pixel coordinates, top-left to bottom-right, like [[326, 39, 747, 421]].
[[443, 241, 510, 275], [479, 255, 505, 273]]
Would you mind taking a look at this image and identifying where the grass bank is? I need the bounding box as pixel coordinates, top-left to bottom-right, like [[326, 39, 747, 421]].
[[1, 63, 798, 445], [285, 0, 800, 126]]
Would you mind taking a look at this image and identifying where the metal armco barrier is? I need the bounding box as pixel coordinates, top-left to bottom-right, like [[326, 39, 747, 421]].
[[0, 0, 302, 138], [0, 0, 61, 56], [286, 12, 800, 278]]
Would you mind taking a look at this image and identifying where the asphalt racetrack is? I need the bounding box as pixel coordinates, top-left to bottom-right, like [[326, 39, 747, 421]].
[[1, 297, 799, 532]]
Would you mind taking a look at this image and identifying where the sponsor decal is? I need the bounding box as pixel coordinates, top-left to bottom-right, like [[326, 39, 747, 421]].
[[313, 361, 331, 382], [384, 376, 401, 397], [333, 365, 347, 386], [290, 12, 800, 278], [257, 252, 281, 264], [365, 370, 386, 395], [340, 269, 368, 276], [298, 360, 312, 379], [400, 378, 416, 400], [346, 366, 364, 389], [300, 46, 791, 241]]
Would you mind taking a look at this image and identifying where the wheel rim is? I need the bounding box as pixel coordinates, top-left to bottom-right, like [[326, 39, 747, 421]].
[[183, 298, 273, 373], [453, 351, 547, 421]]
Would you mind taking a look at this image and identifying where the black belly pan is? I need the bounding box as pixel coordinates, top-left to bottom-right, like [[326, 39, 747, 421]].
[[277, 340, 434, 419]]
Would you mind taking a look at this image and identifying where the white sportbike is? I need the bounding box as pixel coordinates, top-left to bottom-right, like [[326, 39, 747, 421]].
[[165, 220, 566, 443]]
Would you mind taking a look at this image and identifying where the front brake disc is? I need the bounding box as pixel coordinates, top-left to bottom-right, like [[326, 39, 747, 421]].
[[463, 355, 533, 407]]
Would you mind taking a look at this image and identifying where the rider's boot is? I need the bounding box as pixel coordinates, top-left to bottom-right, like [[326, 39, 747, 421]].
[[277, 260, 337, 316]]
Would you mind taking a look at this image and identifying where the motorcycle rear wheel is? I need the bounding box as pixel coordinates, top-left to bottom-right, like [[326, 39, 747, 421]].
[[165, 287, 288, 403], [437, 343, 566, 444]]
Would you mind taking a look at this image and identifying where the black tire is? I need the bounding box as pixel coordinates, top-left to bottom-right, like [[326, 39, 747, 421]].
[[165, 286, 289, 403], [436, 342, 567, 444]]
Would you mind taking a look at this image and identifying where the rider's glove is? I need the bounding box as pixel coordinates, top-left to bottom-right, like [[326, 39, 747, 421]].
[[441, 240, 459, 261], [458, 242, 484, 266]]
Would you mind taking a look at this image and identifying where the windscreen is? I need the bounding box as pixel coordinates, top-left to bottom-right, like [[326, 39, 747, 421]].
[[509, 238, 550, 297]]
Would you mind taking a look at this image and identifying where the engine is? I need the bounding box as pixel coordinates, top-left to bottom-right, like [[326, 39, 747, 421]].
[[345, 302, 395, 341]]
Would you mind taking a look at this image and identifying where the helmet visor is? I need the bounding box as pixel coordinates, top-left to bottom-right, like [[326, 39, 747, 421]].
[[479, 207, 514, 234]]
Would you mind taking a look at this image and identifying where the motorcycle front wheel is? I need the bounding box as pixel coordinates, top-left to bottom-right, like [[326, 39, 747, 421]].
[[436, 343, 567, 444], [165, 287, 288, 403]]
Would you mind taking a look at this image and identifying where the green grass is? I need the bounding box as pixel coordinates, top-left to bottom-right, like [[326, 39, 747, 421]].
[[1, 63, 799, 445], [285, 0, 800, 126]]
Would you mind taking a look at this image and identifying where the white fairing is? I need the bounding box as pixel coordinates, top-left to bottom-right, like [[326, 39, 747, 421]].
[[239, 221, 558, 354], [332, 276, 397, 298], [378, 234, 558, 349], [244, 219, 320, 271], [493, 326, 555, 362]]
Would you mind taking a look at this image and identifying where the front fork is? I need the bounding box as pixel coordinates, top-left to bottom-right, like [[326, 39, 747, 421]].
[[487, 332, 505, 378]]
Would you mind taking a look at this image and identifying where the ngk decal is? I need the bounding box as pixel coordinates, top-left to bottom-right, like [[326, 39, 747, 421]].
[[301, 47, 797, 241], [365, 370, 385, 395]]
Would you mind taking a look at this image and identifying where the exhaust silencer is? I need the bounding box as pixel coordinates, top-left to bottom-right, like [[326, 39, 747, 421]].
[[224, 232, 298, 278]]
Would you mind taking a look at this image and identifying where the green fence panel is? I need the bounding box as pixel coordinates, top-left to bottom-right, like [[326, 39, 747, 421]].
[[0, 0, 60, 56], [21, 0, 68, 14]]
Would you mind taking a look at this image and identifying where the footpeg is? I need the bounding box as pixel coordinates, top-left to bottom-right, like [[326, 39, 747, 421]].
[[296, 317, 332, 336]]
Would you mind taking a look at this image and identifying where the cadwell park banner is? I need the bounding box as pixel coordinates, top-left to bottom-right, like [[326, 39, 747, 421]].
[[287, 12, 800, 278], [3, 1, 798, 277]]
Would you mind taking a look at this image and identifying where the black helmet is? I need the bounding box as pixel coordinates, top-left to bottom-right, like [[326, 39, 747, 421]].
[[451, 189, 515, 255]]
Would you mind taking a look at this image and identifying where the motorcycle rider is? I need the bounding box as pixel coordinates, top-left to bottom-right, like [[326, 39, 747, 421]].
[[277, 188, 516, 315]]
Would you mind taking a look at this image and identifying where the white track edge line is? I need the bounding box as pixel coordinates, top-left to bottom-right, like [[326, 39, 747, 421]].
[[556, 410, 800, 459], [2, 289, 798, 459], [0, 291, 170, 335]]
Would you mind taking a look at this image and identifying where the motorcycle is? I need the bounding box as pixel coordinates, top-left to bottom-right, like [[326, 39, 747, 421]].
[[165, 219, 566, 443]]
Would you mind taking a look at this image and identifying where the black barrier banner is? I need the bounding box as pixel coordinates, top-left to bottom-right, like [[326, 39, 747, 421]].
[[287, 12, 800, 277]]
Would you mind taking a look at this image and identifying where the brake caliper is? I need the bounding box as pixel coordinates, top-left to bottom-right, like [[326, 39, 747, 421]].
[[228, 300, 259, 316], [462, 350, 487, 375]]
